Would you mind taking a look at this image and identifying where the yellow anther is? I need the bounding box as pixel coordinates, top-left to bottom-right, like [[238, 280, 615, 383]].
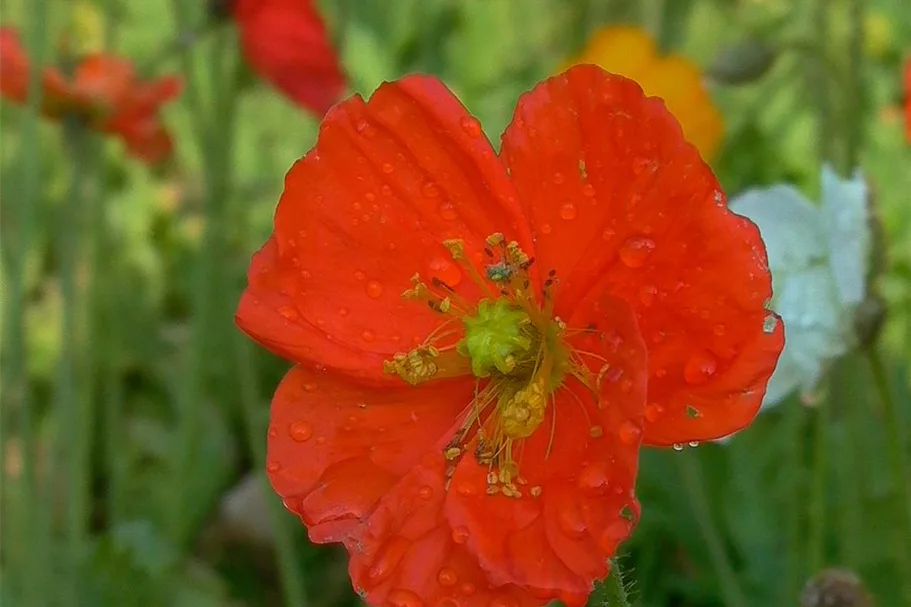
[[445, 446, 462, 460], [505, 241, 529, 267], [499, 378, 547, 439], [485, 233, 506, 247], [382, 346, 439, 385], [442, 239, 467, 260]]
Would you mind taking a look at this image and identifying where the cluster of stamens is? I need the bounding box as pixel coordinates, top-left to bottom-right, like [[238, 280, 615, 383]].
[[384, 233, 606, 499]]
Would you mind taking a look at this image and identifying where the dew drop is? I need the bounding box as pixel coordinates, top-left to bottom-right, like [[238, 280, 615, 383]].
[[638, 284, 657, 307], [619, 420, 642, 444], [601, 228, 615, 241], [552, 172, 565, 184], [540, 223, 553, 235], [559, 202, 577, 220], [266, 459, 281, 472], [368, 538, 409, 583], [268, 426, 277, 438], [684, 351, 718, 385], [618, 236, 656, 268], [451, 526, 470, 544], [619, 378, 633, 393], [688, 441, 700, 448], [279, 305, 298, 320], [418, 485, 434, 501], [387, 588, 423, 607], [338, 307, 349, 317], [438, 202, 458, 221], [381, 162, 394, 174], [361, 329, 376, 342], [672, 443, 685, 452], [381, 184, 392, 196], [303, 382, 317, 392], [354, 270, 367, 281], [713, 323, 725, 336], [356, 119, 376, 138], [421, 181, 440, 198], [365, 191, 377, 203], [763, 314, 778, 334], [366, 281, 384, 298], [437, 567, 458, 587], [582, 183, 596, 197], [644, 403, 665, 423], [458, 582, 477, 596], [288, 421, 313, 442], [428, 257, 463, 287], [456, 481, 476, 497], [654, 368, 667, 379], [301, 269, 312, 280], [577, 464, 609, 494], [557, 502, 587, 538], [460, 116, 482, 138]]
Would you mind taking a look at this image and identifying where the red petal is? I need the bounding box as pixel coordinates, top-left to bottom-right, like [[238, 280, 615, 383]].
[[500, 65, 783, 445], [267, 365, 474, 542], [232, 0, 345, 115], [236, 75, 532, 382], [347, 453, 567, 607], [444, 293, 647, 600]]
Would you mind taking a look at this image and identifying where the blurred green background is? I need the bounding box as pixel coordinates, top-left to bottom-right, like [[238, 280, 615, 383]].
[[1, 0, 910, 606]]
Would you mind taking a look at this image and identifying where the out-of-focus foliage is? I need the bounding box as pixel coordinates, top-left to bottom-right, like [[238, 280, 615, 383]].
[[1, 0, 909, 606]]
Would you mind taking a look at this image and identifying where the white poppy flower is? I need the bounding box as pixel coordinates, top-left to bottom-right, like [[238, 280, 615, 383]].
[[729, 165, 870, 407]]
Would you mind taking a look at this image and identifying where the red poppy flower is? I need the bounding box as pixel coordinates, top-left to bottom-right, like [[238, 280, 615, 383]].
[[236, 66, 783, 606], [230, 0, 345, 116], [0, 27, 181, 164]]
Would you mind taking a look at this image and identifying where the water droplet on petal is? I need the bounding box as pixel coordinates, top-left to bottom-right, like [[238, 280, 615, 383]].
[[458, 582, 477, 596], [354, 270, 366, 281], [451, 526, 470, 544], [672, 443, 685, 452], [644, 403, 664, 423], [387, 588, 423, 607], [559, 202, 577, 220], [684, 351, 718, 385], [619, 420, 642, 444], [763, 314, 778, 334], [418, 485, 433, 500], [421, 181, 440, 198], [338, 307, 349, 317], [288, 421, 313, 442], [279, 305, 298, 320], [601, 228, 615, 241], [638, 284, 657, 306], [713, 323, 725, 336], [540, 223, 552, 235], [366, 281, 383, 298], [266, 459, 281, 472], [578, 464, 609, 494], [688, 441, 700, 448], [582, 183, 596, 197], [618, 236, 656, 268], [552, 172, 565, 184], [437, 567, 458, 587], [557, 502, 587, 538], [303, 382, 317, 392], [368, 538, 410, 583], [456, 482, 476, 496], [365, 191, 377, 202], [460, 116, 482, 138], [381, 162, 394, 174], [438, 202, 458, 220], [428, 257, 463, 287]]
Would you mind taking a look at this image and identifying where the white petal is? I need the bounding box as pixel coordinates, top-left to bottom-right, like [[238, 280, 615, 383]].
[[820, 164, 870, 308]]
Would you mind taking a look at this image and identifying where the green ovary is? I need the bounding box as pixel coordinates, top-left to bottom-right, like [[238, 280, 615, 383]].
[[458, 298, 535, 378]]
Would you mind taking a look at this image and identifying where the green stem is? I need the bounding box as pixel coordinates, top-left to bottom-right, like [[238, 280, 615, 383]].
[[588, 559, 631, 607], [867, 349, 911, 602], [3, 2, 51, 605], [810, 0, 833, 165], [784, 397, 806, 603], [58, 117, 90, 607], [676, 452, 749, 607], [235, 342, 307, 606], [808, 398, 830, 574], [843, 0, 865, 173]]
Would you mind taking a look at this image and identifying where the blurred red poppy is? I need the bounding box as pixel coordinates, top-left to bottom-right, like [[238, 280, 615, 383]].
[[230, 0, 345, 116], [0, 27, 181, 164], [237, 66, 783, 606]]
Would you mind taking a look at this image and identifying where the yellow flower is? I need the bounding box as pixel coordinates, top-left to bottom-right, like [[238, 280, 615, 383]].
[[568, 26, 724, 160]]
